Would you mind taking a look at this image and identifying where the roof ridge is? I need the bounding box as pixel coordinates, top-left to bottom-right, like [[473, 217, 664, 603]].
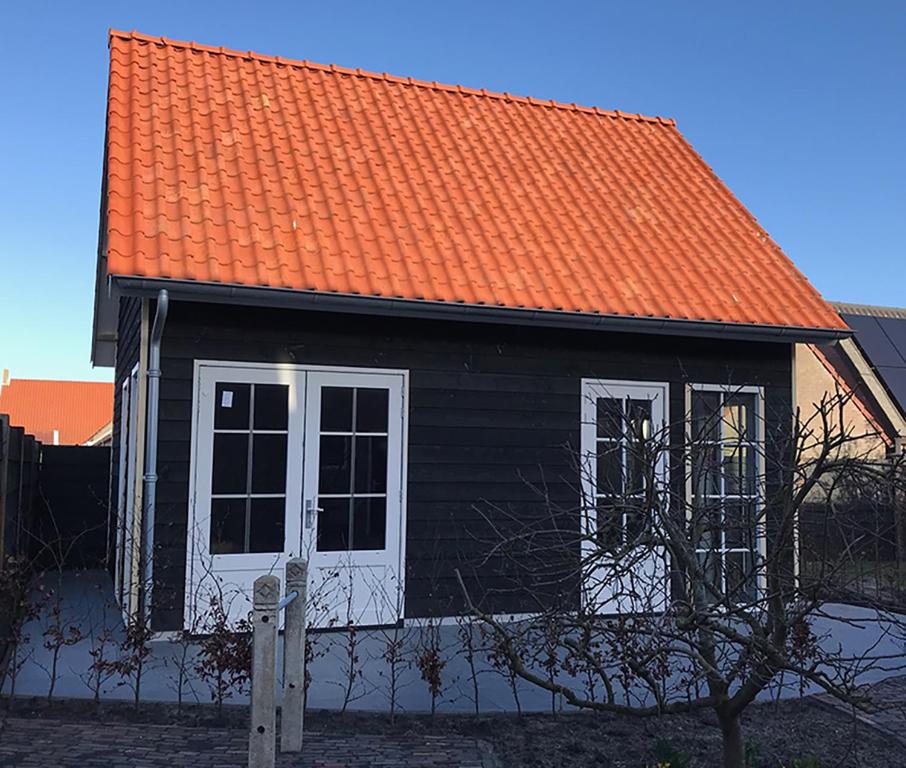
[[833, 301, 906, 320], [108, 28, 676, 126]]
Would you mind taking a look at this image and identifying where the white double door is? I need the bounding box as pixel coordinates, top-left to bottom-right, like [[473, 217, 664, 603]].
[[187, 363, 406, 628]]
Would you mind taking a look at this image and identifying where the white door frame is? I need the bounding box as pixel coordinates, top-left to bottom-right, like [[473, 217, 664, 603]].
[[580, 378, 670, 614], [185, 360, 409, 629], [302, 369, 407, 627]]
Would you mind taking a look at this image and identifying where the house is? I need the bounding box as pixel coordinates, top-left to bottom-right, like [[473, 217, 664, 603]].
[[0, 371, 113, 446], [795, 303, 906, 459], [92, 30, 849, 632]]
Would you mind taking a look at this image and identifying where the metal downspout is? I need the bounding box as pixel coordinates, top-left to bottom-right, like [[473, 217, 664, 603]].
[[141, 289, 168, 619]]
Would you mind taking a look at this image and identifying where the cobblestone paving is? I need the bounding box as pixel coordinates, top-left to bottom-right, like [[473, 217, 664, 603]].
[[0, 717, 491, 768], [813, 674, 906, 746]]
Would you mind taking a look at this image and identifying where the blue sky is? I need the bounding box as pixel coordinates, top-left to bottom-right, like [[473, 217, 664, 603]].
[[1, 1, 904, 382]]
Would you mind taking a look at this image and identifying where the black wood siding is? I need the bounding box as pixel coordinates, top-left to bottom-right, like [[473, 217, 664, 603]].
[[109, 296, 142, 573], [150, 300, 793, 630]]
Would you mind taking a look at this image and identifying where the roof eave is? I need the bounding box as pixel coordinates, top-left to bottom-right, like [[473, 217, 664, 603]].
[[112, 276, 851, 344]]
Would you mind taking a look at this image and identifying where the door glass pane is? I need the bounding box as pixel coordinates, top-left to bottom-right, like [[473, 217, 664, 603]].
[[723, 444, 755, 496], [724, 503, 755, 550], [596, 398, 622, 439], [251, 433, 288, 493], [727, 550, 756, 603], [249, 497, 285, 553], [212, 433, 248, 494], [321, 387, 353, 432], [319, 435, 352, 494], [211, 498, 246, 554], [318, 497, 351, 551], [692, 391, 721, 442], [254, 384, 289, 430], [214, 383, 251, 429], [596, 447, 622, 495], [354, 435, 388, 494], [723, 393, 756, 442], [353, 497, 386, 550], [595, 502, 620, 552], [356, 388, 389, 432]]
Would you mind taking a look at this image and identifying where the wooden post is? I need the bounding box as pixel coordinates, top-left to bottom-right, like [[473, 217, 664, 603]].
[[249, 574, 279, 768], [281, 558, 308, 753]]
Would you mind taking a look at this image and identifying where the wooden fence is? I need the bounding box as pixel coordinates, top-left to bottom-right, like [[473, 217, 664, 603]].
[[0, 414, 41, 569]]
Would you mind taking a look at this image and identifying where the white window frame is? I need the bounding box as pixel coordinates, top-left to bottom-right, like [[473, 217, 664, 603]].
[[580, 378, 670, 613], [685, 383, 767, 601]]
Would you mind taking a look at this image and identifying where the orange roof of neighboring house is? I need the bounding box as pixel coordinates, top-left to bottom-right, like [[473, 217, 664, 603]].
[[103, 30, 846, 333], [0, 379, 114, 445]]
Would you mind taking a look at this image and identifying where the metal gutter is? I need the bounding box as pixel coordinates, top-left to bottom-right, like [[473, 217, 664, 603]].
[[114, 277, 850, 345], [140, 289, 168, 617]]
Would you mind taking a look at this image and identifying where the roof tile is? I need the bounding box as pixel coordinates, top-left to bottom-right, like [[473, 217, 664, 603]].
[[104, 30, 845, 331], [0, 380, 113, 445]]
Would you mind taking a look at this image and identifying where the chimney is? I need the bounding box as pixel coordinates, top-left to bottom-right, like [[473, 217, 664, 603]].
[[1, 368, 9, 388]]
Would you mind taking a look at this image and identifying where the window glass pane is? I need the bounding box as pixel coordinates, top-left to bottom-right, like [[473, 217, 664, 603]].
[[691, 498, 722, 551], [251, 433, 288, 494], [595, 502, 621, 553], [596, 398, 622, 440], [726, 550, 757, 603], [210, 498, 246, 554], [321, 387, 353, 432], [214, 383, 250, 429], [356, 388, 389, 433], [723, 444, 755, 497], [352, 497, 386, 550], [318, 497, 350, 552], [723, 393, 756, 443], [248, 497, 285, 553], [596, 446, 623, 495], [692, 391, 721, 442], [697, 549, 721, 596], [319, 435, 352, 494], [254, 384, 289, 430], [724, 503, 755, 550], [212, 433, 249, 494], [354, 436, 387, 494], [691, 444, 721, 497], [623, 500, 647, 544], [628, 399, 652, 441]]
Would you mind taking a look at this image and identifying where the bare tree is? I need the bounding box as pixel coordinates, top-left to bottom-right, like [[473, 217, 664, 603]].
[[457, 384, 906, 768]]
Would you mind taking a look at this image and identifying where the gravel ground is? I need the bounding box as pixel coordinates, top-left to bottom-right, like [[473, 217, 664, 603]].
[[1, 695, 900, 767]]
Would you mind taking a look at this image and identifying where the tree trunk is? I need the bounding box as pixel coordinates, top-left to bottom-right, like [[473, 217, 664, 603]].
[[719, 710, 744, 768]]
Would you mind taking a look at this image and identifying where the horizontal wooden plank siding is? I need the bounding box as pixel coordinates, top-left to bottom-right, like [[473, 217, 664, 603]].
[[150, 301, 793, 630]]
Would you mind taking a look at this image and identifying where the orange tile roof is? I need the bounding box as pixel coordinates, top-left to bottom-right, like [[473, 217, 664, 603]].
[[0, 379, 114, 445], [104, 30, 846, 332]]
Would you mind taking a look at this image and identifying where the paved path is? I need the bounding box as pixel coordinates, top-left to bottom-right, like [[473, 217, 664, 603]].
[[812, 674, 906, 746], [0, 717, 492, 768]]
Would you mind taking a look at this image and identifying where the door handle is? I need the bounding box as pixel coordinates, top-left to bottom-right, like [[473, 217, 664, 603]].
[[305, 498, 323, 529]]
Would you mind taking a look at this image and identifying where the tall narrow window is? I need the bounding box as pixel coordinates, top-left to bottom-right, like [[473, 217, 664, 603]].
[[690, 387, 762, 603], [581, 381, 668, 553], [210, 382, 289, 554]]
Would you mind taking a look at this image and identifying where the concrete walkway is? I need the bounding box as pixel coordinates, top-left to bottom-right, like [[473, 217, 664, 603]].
[[813, 674, 906, 747], [0, 716, 491, 767]]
